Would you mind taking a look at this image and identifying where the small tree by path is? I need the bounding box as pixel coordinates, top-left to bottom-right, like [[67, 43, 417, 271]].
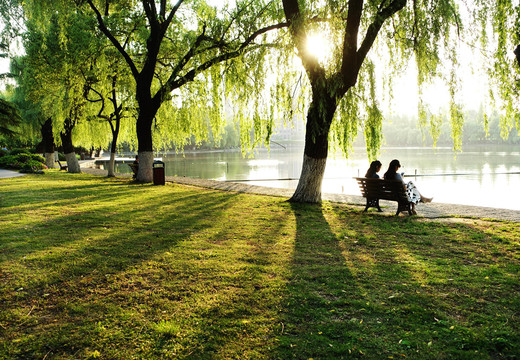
[[84, 66, 134, 177]]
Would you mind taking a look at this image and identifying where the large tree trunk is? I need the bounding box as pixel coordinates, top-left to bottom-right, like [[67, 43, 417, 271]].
[[60, 119, 81, 174], [290, 92, 337, 203], [290, 154, 328, 202], [108, 152, 116, 177], [45, 152, 56, 169], [41, 118, 55, 169], [64, 152, 81, 173], [138, 151, 154, 181], [135, 93, 160, 181], [136, 113, 154, 182]]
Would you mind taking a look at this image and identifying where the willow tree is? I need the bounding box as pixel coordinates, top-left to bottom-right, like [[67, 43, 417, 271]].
[[2, 3, 51, 159], [84, 64, 136, 177], [20, 7, 133, 173], [277, 0, 520, 203], [19, 15, 96, 173], [481, 0, 520, 140], [3, 1, 136, 169], [280, 0, 440, 202], [72, 0, 287, 182], [77, 18, 136, 178]]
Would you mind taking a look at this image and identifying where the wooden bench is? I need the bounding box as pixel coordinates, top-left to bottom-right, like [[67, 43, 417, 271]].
[[128, 163, 138, 179], [56, 160, 68, 171], [354, 177, 412, 216]]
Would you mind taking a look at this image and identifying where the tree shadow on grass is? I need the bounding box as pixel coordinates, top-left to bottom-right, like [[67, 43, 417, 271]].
[[273, 202, 368, 359], [141, 198, 297, 359], [1, 183, 240, 271], [0, 181, 245, 358], [0, 180, 227, 262], [297, 203, 520, 359], [0, 173, 139, 209]]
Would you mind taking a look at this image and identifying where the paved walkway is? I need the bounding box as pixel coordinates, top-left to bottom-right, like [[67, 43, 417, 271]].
[[80, 166, 520, 223], [0, 169, 27, 178]]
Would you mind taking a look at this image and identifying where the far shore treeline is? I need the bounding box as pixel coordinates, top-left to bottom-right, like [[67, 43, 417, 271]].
[[1, 109, 518, 153]]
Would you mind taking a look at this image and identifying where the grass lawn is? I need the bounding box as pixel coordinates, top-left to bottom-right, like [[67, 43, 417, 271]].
[[1, 171, 519, 359]]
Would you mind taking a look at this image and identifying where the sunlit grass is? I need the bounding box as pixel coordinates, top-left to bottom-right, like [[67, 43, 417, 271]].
[[1, 171, 519, 359]]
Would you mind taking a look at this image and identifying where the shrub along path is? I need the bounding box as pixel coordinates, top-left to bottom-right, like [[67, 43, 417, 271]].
[[82, 166, 520, 222]]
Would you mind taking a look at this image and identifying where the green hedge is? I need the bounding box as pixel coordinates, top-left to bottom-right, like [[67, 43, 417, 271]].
[[0, 153, 47, 172], [9, 148, 36, 156]]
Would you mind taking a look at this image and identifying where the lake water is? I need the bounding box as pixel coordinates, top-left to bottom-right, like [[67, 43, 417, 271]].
[[110, 144, 520, 211]]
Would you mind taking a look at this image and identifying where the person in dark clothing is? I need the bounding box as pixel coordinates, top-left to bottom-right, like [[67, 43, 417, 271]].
[[365, 160, 382, 178]]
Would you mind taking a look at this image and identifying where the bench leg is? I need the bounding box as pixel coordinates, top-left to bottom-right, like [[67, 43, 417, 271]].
[[365, 198, 382, 212], [396, 201, 412, 216], [364, 198, 370, 212]]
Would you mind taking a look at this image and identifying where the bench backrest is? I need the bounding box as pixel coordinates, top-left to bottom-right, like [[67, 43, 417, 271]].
[[354, 177, 408, 202]]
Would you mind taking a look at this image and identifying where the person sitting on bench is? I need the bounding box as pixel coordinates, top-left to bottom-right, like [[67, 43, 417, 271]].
[[365, 160, 382, 179], [383, 159, 432, 215]]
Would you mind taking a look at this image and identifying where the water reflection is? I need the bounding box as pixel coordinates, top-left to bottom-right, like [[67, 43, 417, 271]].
[[109, 144, 520, 210]]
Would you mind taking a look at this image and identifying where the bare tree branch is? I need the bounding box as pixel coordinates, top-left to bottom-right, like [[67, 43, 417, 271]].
[[157, 21, 288, 102], [341, 0, 363, 76], [86, 0, 139, 79], [357, 0, 407, 69], [164, 0, 184, 31]]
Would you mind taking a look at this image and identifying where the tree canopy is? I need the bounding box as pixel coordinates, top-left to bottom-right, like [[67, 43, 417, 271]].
[[0, 43, 21, 138], [276, 0, 520, 201], [11, 0, 291, 180], [1, 1, 519, 201], [0, 97, 22, 137]]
